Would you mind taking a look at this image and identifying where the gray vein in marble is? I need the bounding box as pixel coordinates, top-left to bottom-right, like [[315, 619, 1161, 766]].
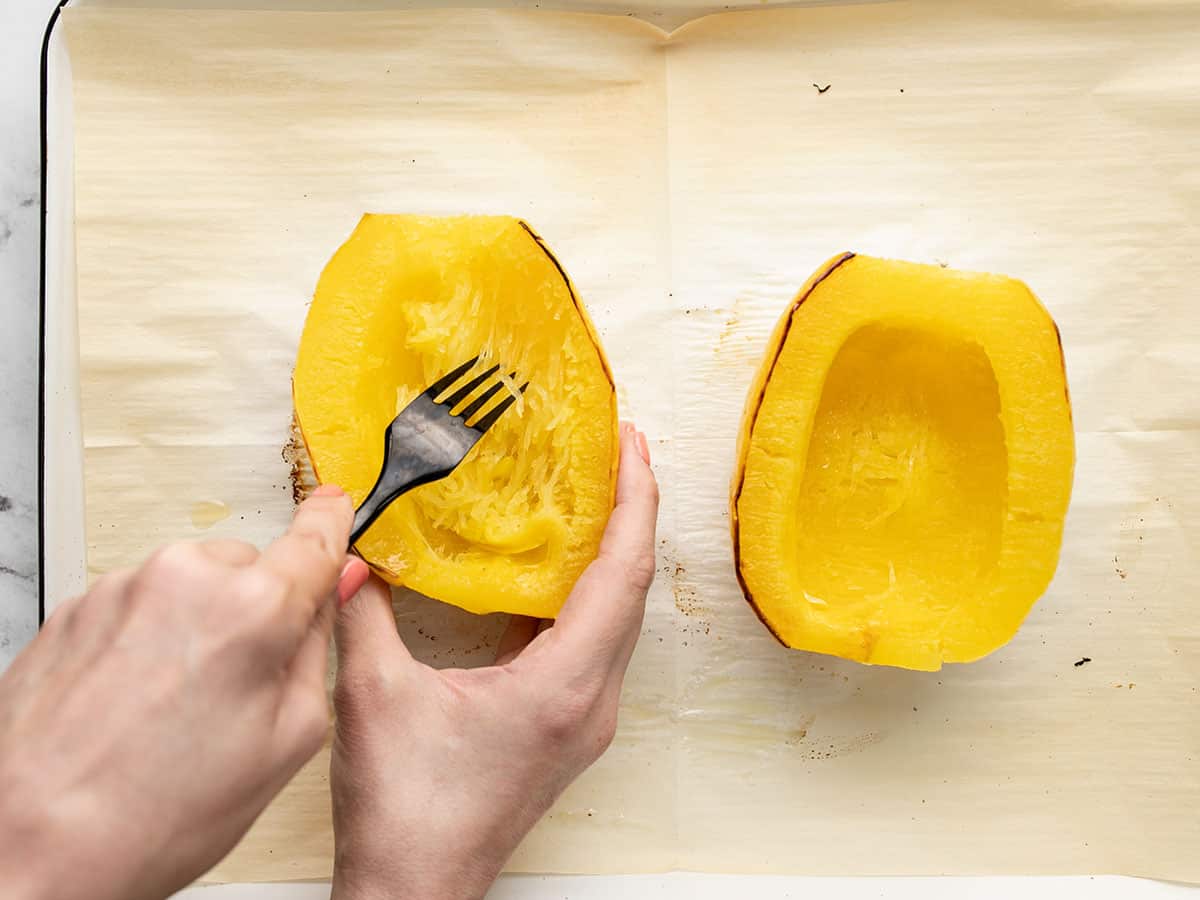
[[0, 565, 35, 583]]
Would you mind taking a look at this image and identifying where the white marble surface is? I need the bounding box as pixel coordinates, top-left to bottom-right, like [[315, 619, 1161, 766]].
[[0, 0, 62, 669]]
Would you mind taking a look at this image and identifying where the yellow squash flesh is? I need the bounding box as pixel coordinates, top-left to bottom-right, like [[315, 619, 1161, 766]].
[[294, 215, 618, 618], [732, 254, 1074, 671]]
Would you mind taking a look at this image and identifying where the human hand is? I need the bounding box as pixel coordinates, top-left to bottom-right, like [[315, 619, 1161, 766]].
[[330, 423, 659, 900], [0, 485, 371, 900]]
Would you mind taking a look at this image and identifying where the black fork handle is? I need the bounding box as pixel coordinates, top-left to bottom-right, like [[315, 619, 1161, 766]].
[[347, 395, 479, 548], [348, 451, 447, 547], [350, 478, 422, 547]]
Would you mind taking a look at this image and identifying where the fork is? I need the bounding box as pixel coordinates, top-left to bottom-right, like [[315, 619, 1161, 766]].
[[348, 356, 528, 547]]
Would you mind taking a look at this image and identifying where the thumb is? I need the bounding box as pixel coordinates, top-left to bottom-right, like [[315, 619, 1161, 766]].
[[535, 422, 659, 677], [273, 594, 337, 773], [334, 573, 413, 676]]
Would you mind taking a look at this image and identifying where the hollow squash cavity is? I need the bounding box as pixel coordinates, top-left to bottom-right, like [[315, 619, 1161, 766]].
[[293, 215, 618, 619], [732, 254, 1074, 671], [794, 325, 1007, 633]]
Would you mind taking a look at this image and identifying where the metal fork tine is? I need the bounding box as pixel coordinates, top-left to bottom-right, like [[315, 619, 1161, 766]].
[[458, 379, 507, 423], [443, 364, 500, 410], [424, 356, 480, 399], [349, 358, 531, 548], [472, 381, 530, 433]]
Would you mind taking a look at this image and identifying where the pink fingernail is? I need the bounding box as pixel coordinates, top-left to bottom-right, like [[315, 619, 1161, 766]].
[[337, 561, 354, 607], [337, 558, 368, 607], [636, 431, 651, 465], [314, 484, 345, 497]]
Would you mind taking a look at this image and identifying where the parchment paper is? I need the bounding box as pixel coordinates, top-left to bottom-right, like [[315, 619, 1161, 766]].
[[63, 0, 1200, 882]]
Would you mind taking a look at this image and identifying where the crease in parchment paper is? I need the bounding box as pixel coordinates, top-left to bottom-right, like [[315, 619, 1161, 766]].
[[64, 0, 1200, 883]]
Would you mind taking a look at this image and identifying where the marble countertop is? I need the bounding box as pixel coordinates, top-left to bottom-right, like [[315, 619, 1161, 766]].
[[0, 0, 61, 669]]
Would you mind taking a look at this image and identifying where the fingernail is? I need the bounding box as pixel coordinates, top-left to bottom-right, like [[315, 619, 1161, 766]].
[[337, 557, 368, 607], [337, 560, 353, 607], [314, 484, 345, 497], [636, 431, 651, 465], [620, 421, 635, 438]]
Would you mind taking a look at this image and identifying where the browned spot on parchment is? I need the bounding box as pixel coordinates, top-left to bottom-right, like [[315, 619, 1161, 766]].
[[658, 539, 711, 638], [283, 414, 317, 507], [713, 296, 765, 372], [802, 731, 883, 761], [1114, 554, 1128, 580]]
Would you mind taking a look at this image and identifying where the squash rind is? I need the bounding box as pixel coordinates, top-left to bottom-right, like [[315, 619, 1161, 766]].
[[730, 252, 856, 645], [731, 254, 1075, 670]]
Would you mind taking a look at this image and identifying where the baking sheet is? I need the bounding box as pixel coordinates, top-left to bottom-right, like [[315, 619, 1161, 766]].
[[62, 0, 1200, 883]]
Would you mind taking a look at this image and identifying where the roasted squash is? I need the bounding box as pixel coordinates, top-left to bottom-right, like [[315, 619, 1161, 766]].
[[293, 215, 618, 618], [732, 254, 1074, 671]]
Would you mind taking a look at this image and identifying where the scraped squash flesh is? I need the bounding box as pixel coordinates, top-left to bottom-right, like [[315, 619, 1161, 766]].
[[293, 215, 618, 618], [732, 254, 1074, 671]]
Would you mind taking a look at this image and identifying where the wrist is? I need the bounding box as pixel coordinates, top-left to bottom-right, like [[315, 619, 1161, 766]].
[[0, 786, 62, 900], [332, 851, 499, 900]]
